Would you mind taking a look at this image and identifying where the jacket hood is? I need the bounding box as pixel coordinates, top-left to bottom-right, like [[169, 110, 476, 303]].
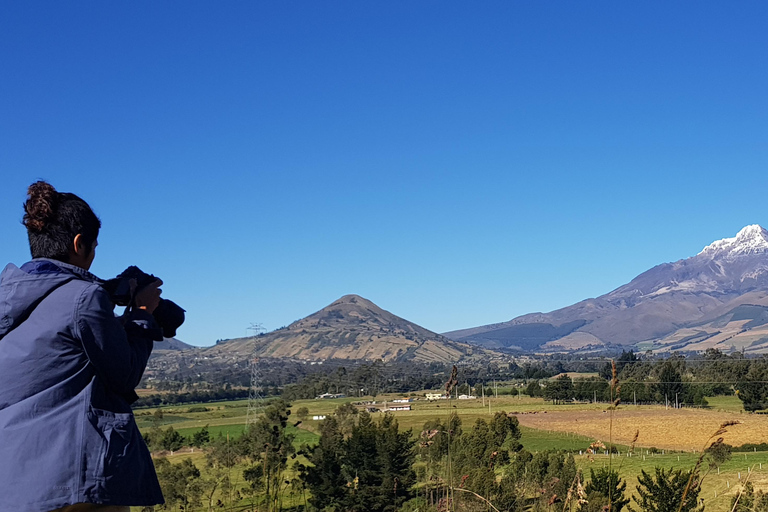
[[0, 259, 100, 341]]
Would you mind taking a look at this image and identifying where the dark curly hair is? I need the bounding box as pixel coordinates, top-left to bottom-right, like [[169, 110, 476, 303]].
[[22, 181, 101, 262]]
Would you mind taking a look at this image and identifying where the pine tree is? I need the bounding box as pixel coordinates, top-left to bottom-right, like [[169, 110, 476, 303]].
[[299, 416, 347, 510], [582, 467, 629, 512], [631, 467, 703, 512]]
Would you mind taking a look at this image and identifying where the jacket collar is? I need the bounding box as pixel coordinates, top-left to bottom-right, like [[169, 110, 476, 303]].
[[20, 258, 101, 283]]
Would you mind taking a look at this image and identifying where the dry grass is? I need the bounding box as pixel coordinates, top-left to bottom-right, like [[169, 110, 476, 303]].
[[515, 407, 768, 451]]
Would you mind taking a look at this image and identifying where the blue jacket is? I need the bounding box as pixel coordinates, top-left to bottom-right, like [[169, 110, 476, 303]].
[[0, 259, 164, 512]]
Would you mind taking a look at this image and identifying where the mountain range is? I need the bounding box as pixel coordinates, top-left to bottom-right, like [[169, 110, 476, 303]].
[[444, 225, 768, 355]]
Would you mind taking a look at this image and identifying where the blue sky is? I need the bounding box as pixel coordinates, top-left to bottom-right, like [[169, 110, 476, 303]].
[[2, 2, 768, 346]]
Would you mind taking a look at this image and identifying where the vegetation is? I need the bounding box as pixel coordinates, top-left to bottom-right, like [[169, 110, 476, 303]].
[[137, 353, 768, 511], [630, 467, 703, 512]]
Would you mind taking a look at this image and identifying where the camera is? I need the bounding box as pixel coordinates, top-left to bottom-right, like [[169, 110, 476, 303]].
[[102, 266, 186, 338]]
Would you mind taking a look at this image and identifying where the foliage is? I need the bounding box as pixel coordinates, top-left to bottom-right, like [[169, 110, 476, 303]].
[[159, 426, 186, 451], [704, 440, 732, 468], [525, 380, 542, 397], [581, 466, 629, 512], [134, 387, 250, 408], [737, 358, 768, 412], [240, 398, 296, 511], [191, 424, 210, 448], [144, 425, 187, 452], [155, 457, 203, 511], [295, 406, 309, 421], [731, 482, 768, 512], [630, 467, 703, 512], [300, 410, 416, 512], [543, 374, 574, 404]]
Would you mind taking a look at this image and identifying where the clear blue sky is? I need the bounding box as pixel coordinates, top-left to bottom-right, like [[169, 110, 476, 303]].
[[2, 2, 768, 346]]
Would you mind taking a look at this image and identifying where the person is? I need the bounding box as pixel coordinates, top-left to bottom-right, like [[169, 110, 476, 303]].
[[0, 181, 165, 512]]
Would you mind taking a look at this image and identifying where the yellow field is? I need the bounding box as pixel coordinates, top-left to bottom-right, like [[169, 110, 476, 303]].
[[515, 407, 768, 451]]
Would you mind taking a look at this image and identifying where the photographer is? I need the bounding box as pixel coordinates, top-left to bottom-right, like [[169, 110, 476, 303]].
[[0, 182, 164, 512]]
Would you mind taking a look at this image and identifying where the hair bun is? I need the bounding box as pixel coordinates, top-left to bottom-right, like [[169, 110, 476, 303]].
[[23, 181, 59, 233]]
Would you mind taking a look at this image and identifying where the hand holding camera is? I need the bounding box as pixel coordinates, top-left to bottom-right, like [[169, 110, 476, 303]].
[[102, 267, 185, 338], [134, 278, 163, 314]]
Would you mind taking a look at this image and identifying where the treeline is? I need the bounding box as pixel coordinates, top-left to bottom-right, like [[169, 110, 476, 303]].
[[133, 387, 250, 408], [280, 360, 572, 401], [144, 357, 601, 401], [143, 349, 768, 412], [522, 350, 768, 411]]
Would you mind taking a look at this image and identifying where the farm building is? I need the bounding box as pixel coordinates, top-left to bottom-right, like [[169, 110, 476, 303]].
[[316, 393, 346, 399]]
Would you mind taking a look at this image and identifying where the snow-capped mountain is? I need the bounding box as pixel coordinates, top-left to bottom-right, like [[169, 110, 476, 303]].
[[445, 225, 768, 354], [700, 224, 768, 259], [609, 224, 768, 298]]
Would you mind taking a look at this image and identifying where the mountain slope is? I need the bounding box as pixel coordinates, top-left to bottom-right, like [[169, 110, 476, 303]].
[[208, 294, 488, 362], [445, 225, 768, 354]]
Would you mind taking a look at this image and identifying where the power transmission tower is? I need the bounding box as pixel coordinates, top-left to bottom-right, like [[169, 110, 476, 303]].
[[246, 323, 266, 428]]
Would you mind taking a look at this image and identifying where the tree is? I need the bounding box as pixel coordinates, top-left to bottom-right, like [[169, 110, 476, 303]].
[[334, 401, 359, 438], [301, 411, 416, 512], [705, 441, 732, 469], [737, 359, 768, 412], [631, 467, 703, 512], [295, 406, 309, 422], [299, 416, 348, 511], [655, 360, 685, 406], [191, 424, 210, 448], [240, 399, 296, 512], [373, 413, 417, 511], [154, 457, 203, 511], [544, 375, 574, 404], [581, 467, 629, 512], [525, 380, 542, 397], [152, 407, 165, 427], [159, 426, 185, 452], [210, 432, 240, 465]]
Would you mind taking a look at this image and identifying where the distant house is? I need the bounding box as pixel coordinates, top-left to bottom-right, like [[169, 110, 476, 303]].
[[426, 393, 447, 401], [458, 394, 477, 400], [386, 405, 412, 412], [392, 398, 414, 403], [316, 393, 346, 399], [312, 415, 327, 421]]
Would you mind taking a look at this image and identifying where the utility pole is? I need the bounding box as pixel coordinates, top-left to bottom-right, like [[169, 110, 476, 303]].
[[482, 382, 485, 407]]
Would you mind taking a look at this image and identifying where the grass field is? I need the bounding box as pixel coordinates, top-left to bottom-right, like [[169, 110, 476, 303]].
[[136, 393, 768, 512]]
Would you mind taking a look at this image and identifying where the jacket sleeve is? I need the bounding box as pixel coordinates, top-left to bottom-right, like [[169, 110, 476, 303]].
[[75, 284, 162, 401]]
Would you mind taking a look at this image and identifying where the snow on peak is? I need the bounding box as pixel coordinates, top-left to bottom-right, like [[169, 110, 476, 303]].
[[699, 224, 768, 258]]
